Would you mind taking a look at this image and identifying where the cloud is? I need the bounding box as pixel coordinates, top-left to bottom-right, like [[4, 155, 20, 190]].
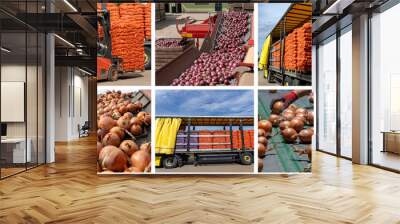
[[258, 3, 291, 53], [156, 90, 253, 116]]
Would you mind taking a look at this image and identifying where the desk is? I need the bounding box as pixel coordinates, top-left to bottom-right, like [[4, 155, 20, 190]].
[[381, 131, 400, 154], [1, 138, 31, 163]]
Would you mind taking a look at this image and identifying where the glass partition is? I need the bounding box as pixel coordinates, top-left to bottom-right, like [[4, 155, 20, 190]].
[[339, 26, 352, 158], [370, 3, 400, 171], [0, 0, 46, 179], [317, 35, 337, 154], [1, 31, 28, 177]]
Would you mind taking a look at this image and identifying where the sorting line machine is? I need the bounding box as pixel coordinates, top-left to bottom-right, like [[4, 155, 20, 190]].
[[156, 11, 254, 86], [258, 92, 312, 172], [156, 116, 254, 169]]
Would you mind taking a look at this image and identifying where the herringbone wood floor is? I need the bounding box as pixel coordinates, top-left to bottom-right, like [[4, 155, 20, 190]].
[[1, 136, 400, 223]]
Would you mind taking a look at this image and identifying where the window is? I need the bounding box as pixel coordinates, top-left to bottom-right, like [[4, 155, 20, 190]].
[[370, 3, 400, 171]]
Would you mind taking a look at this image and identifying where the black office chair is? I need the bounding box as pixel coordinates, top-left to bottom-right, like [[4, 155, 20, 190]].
[[79, 121, 90, 138]]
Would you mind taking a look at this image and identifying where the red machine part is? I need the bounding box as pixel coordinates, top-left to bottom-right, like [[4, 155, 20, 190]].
[[97, 56, 112, 81], [176, 15, 217, 38], [176, 15, 217, 48], [247, 14, 254, 46]]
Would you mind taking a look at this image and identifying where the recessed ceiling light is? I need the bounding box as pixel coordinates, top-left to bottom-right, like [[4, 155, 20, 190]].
[[1, 47, 11, 53], [78, 67, 93, 76], [54, 34, 75, 48], [63, 0, 78, 12]]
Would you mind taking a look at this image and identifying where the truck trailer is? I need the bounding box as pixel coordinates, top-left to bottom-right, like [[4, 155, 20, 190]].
[[259, 3, 312, 86], [155, 116, 254, 169]]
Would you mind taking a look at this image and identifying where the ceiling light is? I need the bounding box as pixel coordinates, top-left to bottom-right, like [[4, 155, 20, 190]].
[[1, 47, 11, 53], [322, 0, 355, 15], [54, 34, 75, 48], [77, 67, 93, 76], [63, 0, 78, 12]]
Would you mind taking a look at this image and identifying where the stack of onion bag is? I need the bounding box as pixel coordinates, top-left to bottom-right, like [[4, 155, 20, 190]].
[[272, 42, 280, 68], [97, 4, 104, 39], [107, 3, 145, 71], [144, 4, 151, 40], [296, 23, 312, 72], [284, 30, 297, 70], [117, 4, 145, 70]]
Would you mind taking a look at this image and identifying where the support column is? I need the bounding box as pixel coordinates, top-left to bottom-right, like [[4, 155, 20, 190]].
[[46, 33, 55, 163], [352, 14, 369, 164]]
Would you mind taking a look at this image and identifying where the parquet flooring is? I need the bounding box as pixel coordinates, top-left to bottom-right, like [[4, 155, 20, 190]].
[[1, 136, 400, 223]]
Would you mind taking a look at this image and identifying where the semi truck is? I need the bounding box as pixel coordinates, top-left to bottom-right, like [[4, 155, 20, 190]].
[[155, 116, 254, 168]]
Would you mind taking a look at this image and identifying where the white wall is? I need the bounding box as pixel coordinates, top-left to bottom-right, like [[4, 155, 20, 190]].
[[54, 66, 89, 141]]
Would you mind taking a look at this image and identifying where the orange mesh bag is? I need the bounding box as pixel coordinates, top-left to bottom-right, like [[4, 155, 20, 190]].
[[212, 130, 231, 149], [111, 3, 145, 70]]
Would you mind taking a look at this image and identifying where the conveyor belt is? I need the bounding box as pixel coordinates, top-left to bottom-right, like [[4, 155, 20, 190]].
[[258, 90, 312, 172]]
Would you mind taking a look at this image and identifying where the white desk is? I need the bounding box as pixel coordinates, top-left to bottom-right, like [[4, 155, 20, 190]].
[[1, 138, 31, 163]]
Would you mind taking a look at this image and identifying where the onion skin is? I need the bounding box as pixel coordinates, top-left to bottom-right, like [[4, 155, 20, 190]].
[[140, 143, 151, 153], [294, 114, 307, 123], [299, 128, 313, 144], [258, 158, 264, 172], [130, 124, 143, 136], [99, 146, 127, 172], [117, 116, 131, 130], [125, 166, 143, 173], [118, 105, 128, 115], [258, 136, 268, 145], [282, 110, 295, 121], [258, 120, 272, 134], [282, 128, 298, 143], [290, 118, 304, 132], [119, 140, 139, 157], [279, 121, 292, 131], [258, 128, 267, 137], [123, 112, 134, 119], [130, 117, 143, 126], [306, 112, 314, 126], [97, 128, 107, 142], [102, 132, 121, 147], [272, 101, 285, 114], [99, 116, 115, 131], [136, 112, 148, 124], [288, 104, 298, 112], [111, 111, 121, 120], [296, 108, 307, 115], [110, 126, 125, 139], [268, 114, 281, 127], [130, 149, 151, 172], [258, 143, 266, 158], [143, 114, 151, 126], [97, 142, 103, 157]]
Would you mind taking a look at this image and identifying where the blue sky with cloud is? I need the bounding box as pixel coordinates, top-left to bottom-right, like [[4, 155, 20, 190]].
[[258, 3, 290, 54], [156, 90, 253, 116]]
